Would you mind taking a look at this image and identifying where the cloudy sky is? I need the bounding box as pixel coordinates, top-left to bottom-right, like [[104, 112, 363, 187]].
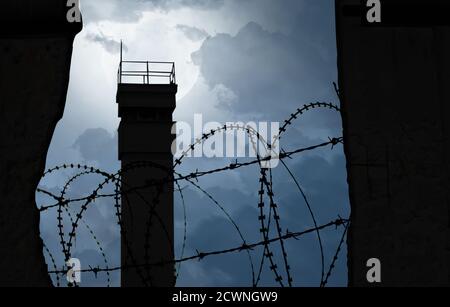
[[37, 0, 349, 287]]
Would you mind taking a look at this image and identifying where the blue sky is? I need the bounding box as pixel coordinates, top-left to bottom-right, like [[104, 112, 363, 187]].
[[36, 0, 350, 287]]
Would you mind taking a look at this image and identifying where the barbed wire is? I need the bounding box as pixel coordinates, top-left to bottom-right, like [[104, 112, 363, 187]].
[[57, 170, 111, 286], [43, 243, 60, 287], [321, 219, 349, 287], [255, 169, 284, 287], [38, 137, 343, 213], [40, 138, 342, 286], [38, 102, 348, 287], [47, 218, 348, 276]]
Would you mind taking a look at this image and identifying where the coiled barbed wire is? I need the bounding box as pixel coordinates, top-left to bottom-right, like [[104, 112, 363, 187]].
[[37, 102, 348, 287]]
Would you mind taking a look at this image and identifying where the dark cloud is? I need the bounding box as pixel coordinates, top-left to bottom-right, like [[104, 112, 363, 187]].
[[190, 1, 338, 129], [176, 24, 210, 42], [192, 21, 334, 115], [85, 32, 127, 54], [73, 128, 119, 171]]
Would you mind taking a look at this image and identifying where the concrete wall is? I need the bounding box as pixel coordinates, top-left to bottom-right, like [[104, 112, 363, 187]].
[[336, 0, 450, 286], [0, 1, 81, 286]]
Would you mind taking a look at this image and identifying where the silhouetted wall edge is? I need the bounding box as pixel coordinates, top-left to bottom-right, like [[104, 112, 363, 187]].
[[0, 1, 82, 286], [336, 0, 450, 286]]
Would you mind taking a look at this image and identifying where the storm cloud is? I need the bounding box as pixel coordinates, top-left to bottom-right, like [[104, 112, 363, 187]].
[[192, 23, 336, 119], [176, 24, 210, 42], [85, 32, 127, 54]]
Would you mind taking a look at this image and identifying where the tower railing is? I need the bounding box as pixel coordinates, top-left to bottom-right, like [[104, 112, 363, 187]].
[[118, 60, 176, 85]]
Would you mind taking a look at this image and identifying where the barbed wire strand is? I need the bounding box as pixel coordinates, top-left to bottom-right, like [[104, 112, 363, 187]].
[[48, 218, 348, 276], [38, 102, 347, 287]]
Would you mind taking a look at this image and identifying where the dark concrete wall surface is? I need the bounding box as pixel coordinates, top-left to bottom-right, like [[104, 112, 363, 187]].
[[336, 0, 450, 286], [0, 1, 81, 286]]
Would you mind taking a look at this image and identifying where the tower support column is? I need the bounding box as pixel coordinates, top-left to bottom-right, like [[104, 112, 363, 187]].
[[117, 79, 177, 287]]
